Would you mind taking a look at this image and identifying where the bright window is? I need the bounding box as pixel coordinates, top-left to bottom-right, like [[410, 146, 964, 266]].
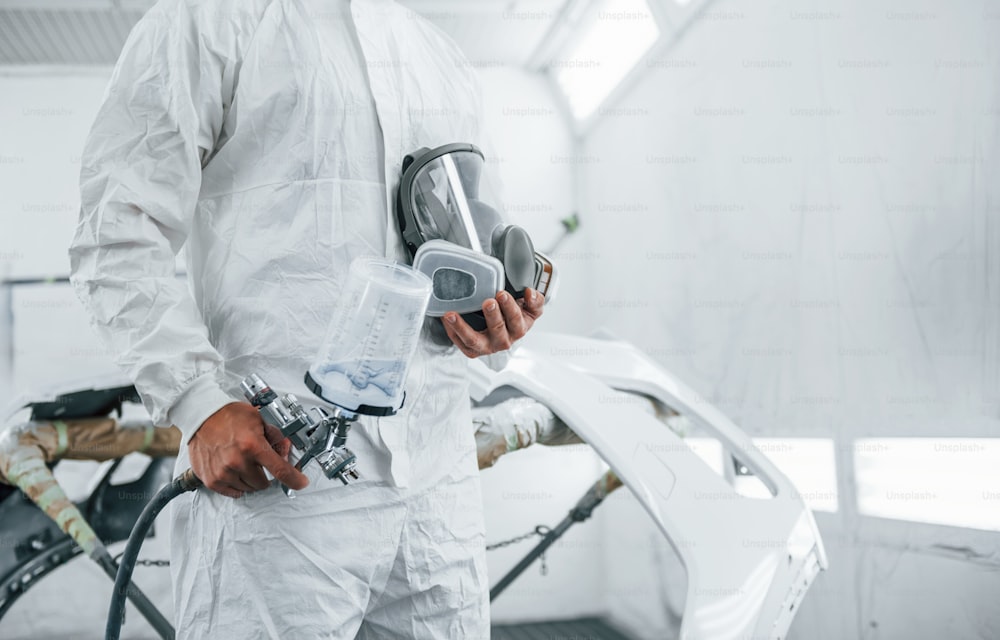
[[733, 438, 840, 513], [854, 438, 1000, 532], [552, 0, 660, 121]]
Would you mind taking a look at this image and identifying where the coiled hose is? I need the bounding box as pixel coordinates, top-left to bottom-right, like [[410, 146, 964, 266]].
[[105, 469, 202, 640]]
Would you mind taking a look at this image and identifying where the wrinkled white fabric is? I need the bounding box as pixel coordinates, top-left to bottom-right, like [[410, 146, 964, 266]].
[[69, 0, 490, 636]]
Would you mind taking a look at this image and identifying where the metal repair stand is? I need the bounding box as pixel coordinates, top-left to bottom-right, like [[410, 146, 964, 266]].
[[489, 470, 620, 601]]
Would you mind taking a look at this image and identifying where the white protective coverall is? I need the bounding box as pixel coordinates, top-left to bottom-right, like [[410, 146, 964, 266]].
[[69, 0, 491, 637]]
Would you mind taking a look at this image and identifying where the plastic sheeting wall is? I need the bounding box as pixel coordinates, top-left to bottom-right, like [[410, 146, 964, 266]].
[[571, 0, 1000, 638]]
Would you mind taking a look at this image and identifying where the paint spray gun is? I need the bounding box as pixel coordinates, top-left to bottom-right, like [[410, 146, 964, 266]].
[[241, 256, 433, 496], [240, 373, 361, 490]]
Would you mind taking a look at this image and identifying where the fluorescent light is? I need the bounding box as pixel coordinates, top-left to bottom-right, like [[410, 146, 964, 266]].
[[682, 437, 839, 513], [733, 438, 839, 512], [552, 0, 660, 121], [854, 438, 1000, 532]]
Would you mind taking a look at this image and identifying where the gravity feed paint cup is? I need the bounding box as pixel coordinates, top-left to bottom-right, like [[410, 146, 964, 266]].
[[305, 257, 432, 415]]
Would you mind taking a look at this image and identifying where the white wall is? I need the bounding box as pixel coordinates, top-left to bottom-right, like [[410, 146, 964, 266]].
[[478, 66, 593, 338], [575, 0, 1000, 638], [0, 73, 103, 279], [0, 72, 118, 399]]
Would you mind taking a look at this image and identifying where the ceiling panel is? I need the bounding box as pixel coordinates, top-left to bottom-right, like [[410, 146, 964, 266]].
[[0, 7, 142, 65], [0, 0, 568, 67]]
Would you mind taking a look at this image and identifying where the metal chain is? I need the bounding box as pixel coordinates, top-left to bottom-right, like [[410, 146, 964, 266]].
[[485, 525, 551, 551], [133, 558, 170, 567], [112, 551, 170, 568]]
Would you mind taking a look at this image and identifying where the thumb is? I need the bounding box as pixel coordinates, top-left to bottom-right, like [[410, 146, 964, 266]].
[[255, 442, 309, 490]]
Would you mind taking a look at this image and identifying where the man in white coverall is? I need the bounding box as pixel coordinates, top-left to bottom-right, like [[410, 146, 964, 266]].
[[68, 0, 544, 637]]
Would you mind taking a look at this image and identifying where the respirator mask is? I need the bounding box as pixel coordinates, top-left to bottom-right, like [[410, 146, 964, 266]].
[[395, 143, 556, 331]]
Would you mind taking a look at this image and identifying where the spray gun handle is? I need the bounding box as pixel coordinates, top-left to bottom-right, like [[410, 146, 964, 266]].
[[239, 373, 363, 496]]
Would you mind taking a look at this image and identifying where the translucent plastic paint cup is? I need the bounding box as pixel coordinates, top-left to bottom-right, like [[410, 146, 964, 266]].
[[306, 257, 432, 415]]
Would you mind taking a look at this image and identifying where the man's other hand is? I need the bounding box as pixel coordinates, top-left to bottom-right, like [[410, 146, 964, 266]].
[[442, 287, 544, 358], [188, 402, 309, 499]]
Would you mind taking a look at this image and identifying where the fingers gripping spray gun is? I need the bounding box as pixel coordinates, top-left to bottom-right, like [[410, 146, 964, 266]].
[[240, 373, 361, 491], [105, 257, 432, 640], [240, 257, 432, 494]]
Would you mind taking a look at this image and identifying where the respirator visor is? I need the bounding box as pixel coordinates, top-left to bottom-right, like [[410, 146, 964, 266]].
[[406, 147, 505, 253]]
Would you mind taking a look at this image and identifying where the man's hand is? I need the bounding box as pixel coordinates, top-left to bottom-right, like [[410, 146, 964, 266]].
[[442, 287, 544, 358], [188, 402, 309, 499]]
